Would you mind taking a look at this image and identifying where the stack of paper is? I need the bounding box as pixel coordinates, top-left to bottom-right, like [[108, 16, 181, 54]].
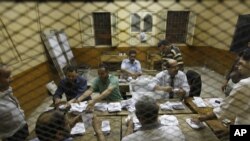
[[70, 122, 85, 135], [192, 97, 207, 107], [70, 101, 88, 113], [101, 120, 111, 135], [121, 99, 135, 112], [94, 103, 108, 112], [160, 101, 173, 111], [171, 102, 186, 110], [186, 118, 205, 129], [160, 101, 185, 110], [159, 115, 179, 126], [205, 98, 223, 108], [108, 102, 122, 112]]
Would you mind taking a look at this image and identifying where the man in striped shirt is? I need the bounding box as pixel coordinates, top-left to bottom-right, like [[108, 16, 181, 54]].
[[158, 40, 184, 71]]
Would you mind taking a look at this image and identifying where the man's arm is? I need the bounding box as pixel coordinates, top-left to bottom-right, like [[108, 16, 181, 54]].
[[77, 88, 94, 102], [154, 85, 172, 92], [53, 81, 64, 106], [92, 115, 106, 141]]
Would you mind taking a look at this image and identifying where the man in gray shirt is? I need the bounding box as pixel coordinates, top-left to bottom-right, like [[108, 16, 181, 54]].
[[0, 63, 28, 141]]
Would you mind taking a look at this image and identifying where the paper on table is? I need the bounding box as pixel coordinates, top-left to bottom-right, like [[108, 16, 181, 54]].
[[107, 102, 122, 112], [70, 101, 88, 113], [204, 98, 223, 108], [94, 103, 108, 112], [132, 116, 142, 131], [171, 102, 186, 110], [186, 118, 205, 129], [193, 97, 207, 107], [102, 120, 111, 134], [160, 101, 173, 111], [70, 122, 85, 135], [159, 115, 179, 126]]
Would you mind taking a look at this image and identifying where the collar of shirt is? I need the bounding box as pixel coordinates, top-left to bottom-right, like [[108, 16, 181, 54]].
[[140, 121, 161, 131], [0, 87, 12, 98]]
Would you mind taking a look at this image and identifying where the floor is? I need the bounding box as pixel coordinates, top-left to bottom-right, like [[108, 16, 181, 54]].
[[26, 66, 226, 135]]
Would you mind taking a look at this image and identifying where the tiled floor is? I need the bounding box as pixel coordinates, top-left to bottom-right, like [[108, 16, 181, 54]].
[[26, 66, 226, 134]]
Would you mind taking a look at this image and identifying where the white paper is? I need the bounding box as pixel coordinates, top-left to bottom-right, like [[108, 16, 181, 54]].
[[132, 116, 142, 131], [108, 102, 122, 112], [159, 115, 179, 126], [193, 97, 207, 107], [101, 120, 111, 134], [170, 102, 186, 110], [94, 103, 108, 112], [204, 98, 223, 108], [70, 101, 88, 113], [160, 101, 173, 111], [70, 122, 85, 135], [186, 118, 205, 129]]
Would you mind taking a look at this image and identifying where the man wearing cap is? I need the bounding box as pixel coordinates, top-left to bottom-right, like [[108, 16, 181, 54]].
[[158, 40, 184, 71]]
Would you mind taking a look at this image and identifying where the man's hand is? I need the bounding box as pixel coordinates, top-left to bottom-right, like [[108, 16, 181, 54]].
[[163, 86, 172, 93], [86, 100, 95, 112]]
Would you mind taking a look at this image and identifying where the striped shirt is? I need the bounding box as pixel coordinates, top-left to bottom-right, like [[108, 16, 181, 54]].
[[161, 45, 184, 65]]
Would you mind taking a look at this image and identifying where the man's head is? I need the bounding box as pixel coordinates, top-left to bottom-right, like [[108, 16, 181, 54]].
[[162, 59, 178, 77], [0, 63, 12, 91], [238, 48, 250, 78], [135, 96, 159, 125], [128, 50, 137, 63], [64, 65, 78, 83], [35, 110, 70, 141], [98, 63, 109, 82], [158, 40, 171, 52]]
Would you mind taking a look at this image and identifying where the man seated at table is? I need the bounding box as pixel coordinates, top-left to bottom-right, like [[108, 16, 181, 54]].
[[121, 49, 142, 79], [123, 96, 185, 141], [192, 48, 250, 135], [148, 59, 190, 99], [77, 63, 123, 111], [35, 109, 81, 141], [53, 65, 89, 107]]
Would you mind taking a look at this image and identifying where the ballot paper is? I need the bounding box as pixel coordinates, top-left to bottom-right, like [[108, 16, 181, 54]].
[[107, 102, 122, 112], [186, 118, 205, 129], [121, 99, 135, 108], [94, 103, 108, 112], [160, 101, 173, 111], [102, 120, 111, 135], [193, 97, 207, 108], [204, 98, 223, 108], [159, 115, 179, 126], [160, 101, 185, 110], [171, 102, 186, 110], [82, 113, 93, 129], [70, 101, 88, 113], [70, 122, 85, 135]]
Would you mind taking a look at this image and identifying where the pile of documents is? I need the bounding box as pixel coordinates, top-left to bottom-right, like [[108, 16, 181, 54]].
[[70, 122, 85, 135], [107, 102, 122, 112], [70, 101, 88, 113], [159, 115, 179, 126]]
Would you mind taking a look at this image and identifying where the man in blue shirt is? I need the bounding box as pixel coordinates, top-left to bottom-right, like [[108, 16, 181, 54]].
[[53, 65, 89, 106], [121, 50, 142, 79]]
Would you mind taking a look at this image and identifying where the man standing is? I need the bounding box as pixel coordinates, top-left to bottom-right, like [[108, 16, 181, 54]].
[[192, 48, 250, 125], [0, 63, 29, 141], [77, 64, 123, 111], [158, 40, 184, 71], [149, 59, 190, 99], [53, 65, 89, 106], [121, 50, 142, 79]]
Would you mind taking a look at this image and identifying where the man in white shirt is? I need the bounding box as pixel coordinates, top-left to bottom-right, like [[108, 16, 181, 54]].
[[192, 48, 250, 137], [121, 50, 142, 79], [148, 59, 190, 99], [122, 96, 185, 141]]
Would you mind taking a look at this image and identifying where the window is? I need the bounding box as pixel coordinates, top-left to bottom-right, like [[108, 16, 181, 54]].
[[131, 12, 152, 32], [166, 11, 190, 43], [93, 12, 112, 45]]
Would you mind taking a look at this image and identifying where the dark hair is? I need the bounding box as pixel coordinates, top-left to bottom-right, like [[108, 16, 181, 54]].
[[128, 50, 137, 55], [135, 96, 159, 124], [157, 40, 170, 48], [241, 48, 250, 61], [35, 110, 68, 141], [98, 63, 109, 72], [63, 65, 77, 73]]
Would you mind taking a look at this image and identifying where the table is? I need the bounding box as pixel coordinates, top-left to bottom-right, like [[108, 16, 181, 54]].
[[184, 97, 229, 137], [121, 114, 220, 141], [74, 116, 121, 141]]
